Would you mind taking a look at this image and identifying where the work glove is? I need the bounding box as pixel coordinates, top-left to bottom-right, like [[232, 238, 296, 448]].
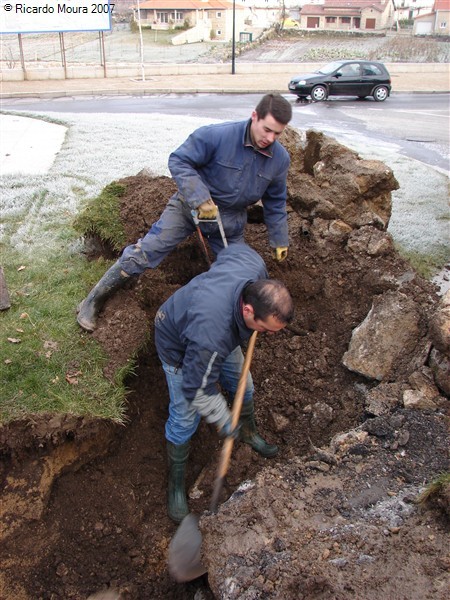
[[274, 247, 288, 262], [197, 199, 218, 220], [217, 418, 241, 440]]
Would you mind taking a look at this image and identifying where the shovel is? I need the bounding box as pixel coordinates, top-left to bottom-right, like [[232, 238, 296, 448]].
[[168, 331, 258, 583]]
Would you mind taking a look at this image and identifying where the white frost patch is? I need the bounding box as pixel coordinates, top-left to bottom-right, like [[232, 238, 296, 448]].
[[387, 159, 449, 255], [0, 114, 67, 176], [0, 112, 218, 257]]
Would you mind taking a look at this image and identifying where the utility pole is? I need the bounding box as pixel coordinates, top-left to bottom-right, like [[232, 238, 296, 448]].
[[136, 0, 146, 81]]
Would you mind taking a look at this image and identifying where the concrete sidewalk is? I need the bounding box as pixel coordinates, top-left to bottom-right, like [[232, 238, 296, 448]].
[[1, 68, 449, 99]]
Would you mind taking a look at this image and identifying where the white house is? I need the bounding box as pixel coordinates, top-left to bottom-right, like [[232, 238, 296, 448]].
[[394, 0, 435, 20], [413, 0, 450, 34]]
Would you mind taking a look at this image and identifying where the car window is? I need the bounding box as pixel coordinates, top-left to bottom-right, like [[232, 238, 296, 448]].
[[338, 64, 360, 77], [319, 61, 344, 75], [362, 64, 384, 76]]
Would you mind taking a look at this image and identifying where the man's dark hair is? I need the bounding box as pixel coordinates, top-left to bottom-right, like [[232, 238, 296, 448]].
[[242, 279, 294, 324], [255, 93, 292, 125]]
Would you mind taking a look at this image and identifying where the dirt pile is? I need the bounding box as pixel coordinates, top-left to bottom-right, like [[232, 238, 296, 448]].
[[202, 409, 449, 600], [0, 128, 448, 599]]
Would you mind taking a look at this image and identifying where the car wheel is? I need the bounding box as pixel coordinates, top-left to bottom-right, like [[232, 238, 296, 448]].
[[311, 85, 327, 102], [373, 86, 389, 102]]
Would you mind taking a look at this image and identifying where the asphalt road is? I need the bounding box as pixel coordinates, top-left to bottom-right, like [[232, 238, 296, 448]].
[[2, 92, 449, 172]]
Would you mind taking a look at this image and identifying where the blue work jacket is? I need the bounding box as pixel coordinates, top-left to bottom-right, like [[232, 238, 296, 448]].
[[154, 244, 268, 402], [168, 119, 290, 248]]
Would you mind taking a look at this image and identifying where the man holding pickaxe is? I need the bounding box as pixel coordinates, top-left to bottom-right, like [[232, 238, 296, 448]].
[[77, 93, 293, 332]]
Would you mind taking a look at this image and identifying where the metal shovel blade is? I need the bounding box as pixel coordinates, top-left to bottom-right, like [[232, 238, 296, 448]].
[[168, 513, 207, 582]]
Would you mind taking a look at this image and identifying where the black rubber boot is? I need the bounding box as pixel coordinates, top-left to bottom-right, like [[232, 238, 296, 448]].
[[77, 262, 130, 332], [167, 440, 190, 523], [239, 401, 278, 458]]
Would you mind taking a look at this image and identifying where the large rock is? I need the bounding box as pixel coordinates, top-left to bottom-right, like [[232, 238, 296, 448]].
[[346, 225, 395, 257], [364, 382, 405, 416], [403, 367, 441, 410], [285, 130, 399, 230], [342, 290, 426, 381]]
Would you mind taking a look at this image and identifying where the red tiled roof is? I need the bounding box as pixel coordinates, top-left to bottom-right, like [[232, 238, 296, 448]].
[[434, 0, 450, 11], [301, 0, 389, 12]]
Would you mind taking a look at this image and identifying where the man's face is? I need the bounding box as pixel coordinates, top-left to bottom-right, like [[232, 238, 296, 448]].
[[250, 111, 287, 149], [243, 304, 286, 335]]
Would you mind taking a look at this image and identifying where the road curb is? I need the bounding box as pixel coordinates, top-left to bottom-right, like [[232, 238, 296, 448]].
[[1, 88, 449, 100]]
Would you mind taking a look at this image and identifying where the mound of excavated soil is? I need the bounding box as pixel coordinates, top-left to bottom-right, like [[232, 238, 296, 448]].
[[0, 129, 448, 600]]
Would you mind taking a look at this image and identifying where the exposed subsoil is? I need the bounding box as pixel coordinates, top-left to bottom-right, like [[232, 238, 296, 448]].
[[0, 130, 448, 599]]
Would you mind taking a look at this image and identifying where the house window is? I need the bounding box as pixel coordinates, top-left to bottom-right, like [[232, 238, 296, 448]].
[[216, 12, 222, 18], [341, 17, 351, 24], [217, 29, 222, 35], [157, 12, 168, 23], [440, 21, 447, 28], [326, 17, 337, 23]]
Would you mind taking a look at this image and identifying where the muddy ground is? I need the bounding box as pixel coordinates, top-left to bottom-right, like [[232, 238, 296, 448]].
[[0, 129, 448, 599]]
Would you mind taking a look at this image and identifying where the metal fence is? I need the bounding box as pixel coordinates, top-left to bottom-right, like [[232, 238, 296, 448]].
[[0, 24, 220, 70]]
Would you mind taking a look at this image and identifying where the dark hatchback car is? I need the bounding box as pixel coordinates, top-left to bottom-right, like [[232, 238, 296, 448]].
[[288, 60, 392, 102]]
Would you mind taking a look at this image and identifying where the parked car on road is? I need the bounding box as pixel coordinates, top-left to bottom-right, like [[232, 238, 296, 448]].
[[288, 60, 392, 102]]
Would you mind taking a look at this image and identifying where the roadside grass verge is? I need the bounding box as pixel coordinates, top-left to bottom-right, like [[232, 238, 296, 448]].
[[394, 240, 449, 280], [0, 248, 133, 423], [0, 111, 208, 425]]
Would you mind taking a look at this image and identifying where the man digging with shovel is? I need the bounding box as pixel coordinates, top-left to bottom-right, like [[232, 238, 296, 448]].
[[77, 93, 292, 332], [154, 244, 294, 523]]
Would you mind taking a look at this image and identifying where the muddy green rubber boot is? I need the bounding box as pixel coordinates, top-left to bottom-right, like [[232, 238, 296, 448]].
[[167, 441, 190, 523], [77, 262, 130, 332], [239, 401, 278, 458]]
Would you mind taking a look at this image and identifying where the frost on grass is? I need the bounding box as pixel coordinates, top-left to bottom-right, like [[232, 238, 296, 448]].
[[1, 113, 217, 258], [1, 111, 447, 270], [387, 159, 449, 258]]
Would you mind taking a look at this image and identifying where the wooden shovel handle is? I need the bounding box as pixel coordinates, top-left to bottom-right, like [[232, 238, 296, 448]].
[[210, 331, 258, 512]]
